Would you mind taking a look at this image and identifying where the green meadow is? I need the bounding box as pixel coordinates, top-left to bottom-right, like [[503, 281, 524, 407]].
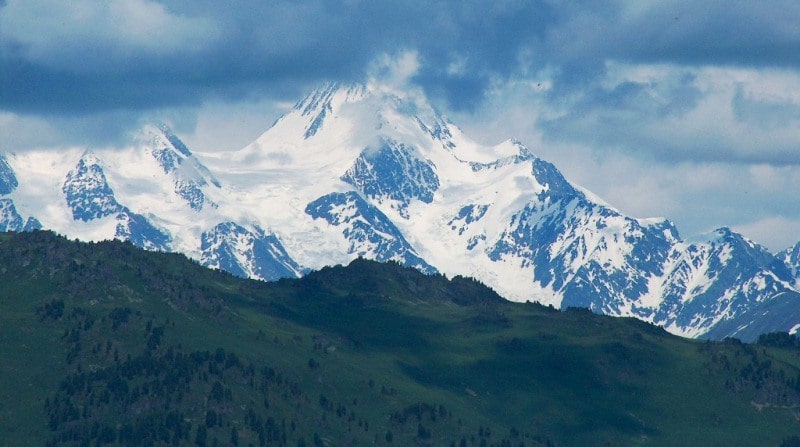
[[2, 231, 800, 447]]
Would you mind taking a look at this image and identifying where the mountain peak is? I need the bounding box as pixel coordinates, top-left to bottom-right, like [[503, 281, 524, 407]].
[[707, 227, 765, 252], [155, 123, 193, 157], [137, 122, 221, 211], [284, 81, 455, 146], [4, 83, 798, 342], [0, 154, 19, 195], [291, 83, 370, 139], [293, 82, 368, 113], [63, 154, 123, 222]]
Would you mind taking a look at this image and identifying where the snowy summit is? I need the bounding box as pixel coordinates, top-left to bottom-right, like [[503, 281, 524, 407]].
[[1, 82, 799, 341]]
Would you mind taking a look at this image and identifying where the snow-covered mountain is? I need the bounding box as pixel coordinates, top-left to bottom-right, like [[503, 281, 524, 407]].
[[781, 242, 800, 290], [2, 82, 799, 340]]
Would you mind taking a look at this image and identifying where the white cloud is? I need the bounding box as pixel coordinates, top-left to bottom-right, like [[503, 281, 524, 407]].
[[446, 53, 469, 76], [367, 50, 422, 93], [178, 98, 287, 154], [1, 0, 220, 72], [735, 216, 800, 253], [539, 62, 800, 165], [0, 112, 63, 151]]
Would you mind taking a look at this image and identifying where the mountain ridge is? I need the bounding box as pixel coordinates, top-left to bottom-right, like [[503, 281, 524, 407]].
[[2, 82, 799, 340]]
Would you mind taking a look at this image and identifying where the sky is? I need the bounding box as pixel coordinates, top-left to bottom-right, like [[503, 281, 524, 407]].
[[1, 0, 800, 252]]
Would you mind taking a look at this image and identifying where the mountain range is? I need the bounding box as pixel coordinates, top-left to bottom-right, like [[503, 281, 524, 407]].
[[2, 81, 799, 341]]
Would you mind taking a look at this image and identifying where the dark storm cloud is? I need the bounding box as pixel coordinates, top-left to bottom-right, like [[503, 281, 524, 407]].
[[4, 0, 800, 153], [0, 0, 558, 115], [1, 56, 209, 113], [4, 1, 800, 116], [556, 2, 800, 63], [732, 86, 800, 129], [617, 2, 800, 67]]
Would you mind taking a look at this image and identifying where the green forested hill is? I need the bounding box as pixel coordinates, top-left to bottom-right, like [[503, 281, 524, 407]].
[[2, 231, 800, 447]]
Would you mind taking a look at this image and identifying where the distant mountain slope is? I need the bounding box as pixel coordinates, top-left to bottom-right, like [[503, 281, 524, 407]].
[[3, 230, 800, 447], [200, 221, 305, 280], [1, 124, 302, 281], [2, 83, 799, 339]]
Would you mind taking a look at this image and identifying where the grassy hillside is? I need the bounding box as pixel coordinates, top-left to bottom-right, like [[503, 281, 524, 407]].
[[2, 231, 800, 447]]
